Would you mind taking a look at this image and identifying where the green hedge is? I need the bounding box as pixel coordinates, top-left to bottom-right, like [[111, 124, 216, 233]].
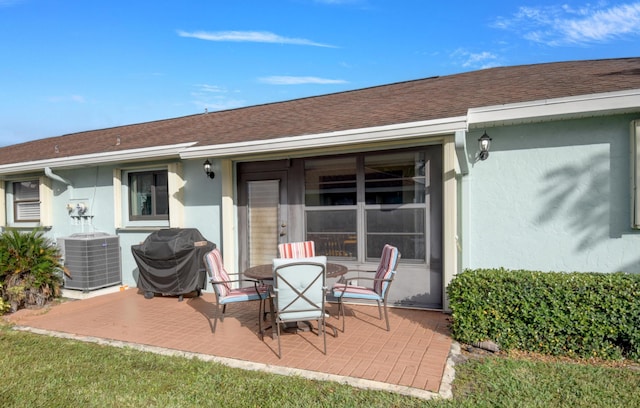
[[447, 268, 640, 361]]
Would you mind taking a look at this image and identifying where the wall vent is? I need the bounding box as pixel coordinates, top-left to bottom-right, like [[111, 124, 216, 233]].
[[58, 233, 122, 292]]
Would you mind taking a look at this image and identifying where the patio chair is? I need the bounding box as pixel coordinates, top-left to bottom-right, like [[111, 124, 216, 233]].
[[331, 244, 400, 332], [270, 256, 332, 358], [278, 241, 315, 258], [203, 248, 269, 333]]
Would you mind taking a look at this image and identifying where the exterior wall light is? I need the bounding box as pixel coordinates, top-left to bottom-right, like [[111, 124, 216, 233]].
[[478, 131, 492, 161], [203, 159, 215, 179]]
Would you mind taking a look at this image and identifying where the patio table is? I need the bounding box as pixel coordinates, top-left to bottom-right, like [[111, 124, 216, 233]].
[[244, 262, 347, 281], [244, 262, 347, 339]]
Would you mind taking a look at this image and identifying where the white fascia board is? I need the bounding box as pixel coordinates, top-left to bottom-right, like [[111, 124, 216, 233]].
[[0, 142, 197, 175], [180, 116, 468, 159], [467, 89, 640, 127]]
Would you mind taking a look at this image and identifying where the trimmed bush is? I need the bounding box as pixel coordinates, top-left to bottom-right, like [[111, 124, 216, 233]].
[[0, 228, 64, 313], [447, 268, 640, 361], [0, 284, 9, 314]]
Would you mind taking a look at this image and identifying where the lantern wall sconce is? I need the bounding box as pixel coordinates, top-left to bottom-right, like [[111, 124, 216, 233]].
[[478, 131, 492, 161], [203, 159, 215, 179]]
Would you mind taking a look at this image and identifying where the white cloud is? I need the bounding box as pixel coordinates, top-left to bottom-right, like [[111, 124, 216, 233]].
[[494, 2, 640, 46], [195, 84, 227, 93], [451, 49, 500, 69], [177, 30, 337, 48], [258, 76, 348, 85], [190, 84, 245, 112]]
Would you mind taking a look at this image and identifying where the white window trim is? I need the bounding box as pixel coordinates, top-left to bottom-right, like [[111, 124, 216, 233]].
[[114, 163, 184, 229], [167, 162, 184, 228], [113, 168, 122, 229], [2, 177, 51, 228], [39, 176, 52, 227], [442, 136, 458, 311], [632, 120, 640, 229], [0, 180, 5, 228]]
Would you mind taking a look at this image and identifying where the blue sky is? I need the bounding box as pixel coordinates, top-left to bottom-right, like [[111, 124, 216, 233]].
[[1, 0, 639, 147]]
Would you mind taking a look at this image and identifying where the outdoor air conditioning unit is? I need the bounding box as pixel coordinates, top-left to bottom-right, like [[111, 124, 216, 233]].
[[57, 233, 122, 292]]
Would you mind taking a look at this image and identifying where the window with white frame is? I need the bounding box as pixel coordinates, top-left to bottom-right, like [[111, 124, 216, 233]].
[[13, 180, 40, 222], [115, 163, 183, 229], [304, 148, 440, 262], [128, 170, 169, 221]]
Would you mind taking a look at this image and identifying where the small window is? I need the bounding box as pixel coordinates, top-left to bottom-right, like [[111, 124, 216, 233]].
[[13, 180, 40, 222], [128, 170, 169, 220]]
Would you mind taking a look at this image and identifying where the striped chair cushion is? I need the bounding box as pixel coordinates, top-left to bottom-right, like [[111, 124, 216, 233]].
[[278, 241, 315, 258], [332, 284, 381, 301], [373, 244, 399, 295], [204, 249, 231, 297], [219, 286, 268, 305]]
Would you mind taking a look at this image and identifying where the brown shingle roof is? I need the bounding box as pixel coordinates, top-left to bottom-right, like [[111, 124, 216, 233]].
[[1, 57, 640, 166]]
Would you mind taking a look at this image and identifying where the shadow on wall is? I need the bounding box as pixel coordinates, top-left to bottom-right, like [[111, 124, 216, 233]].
[[535, 151, 640, 273], [620, 264, 640, 274], [536, 152, 610, 252]]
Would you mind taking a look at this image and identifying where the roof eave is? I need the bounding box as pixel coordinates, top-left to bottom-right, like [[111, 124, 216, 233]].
[[467, 89, 640, 128], [180, 116, 468, 160], [0, 142, 197, 176]]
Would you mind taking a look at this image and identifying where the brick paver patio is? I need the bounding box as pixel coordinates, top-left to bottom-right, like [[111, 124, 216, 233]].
[[5, 288, 452, 399]]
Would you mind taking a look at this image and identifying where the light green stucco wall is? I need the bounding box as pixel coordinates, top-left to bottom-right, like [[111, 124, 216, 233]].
[[9, 113, 640, 296], [465, 113, 640, 274], [41, 159, 223, 288]]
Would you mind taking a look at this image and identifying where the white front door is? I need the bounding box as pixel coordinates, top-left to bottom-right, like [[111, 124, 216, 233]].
[[247, 179, 282, 267]]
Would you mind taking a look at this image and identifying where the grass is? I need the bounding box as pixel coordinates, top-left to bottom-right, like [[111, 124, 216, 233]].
[[0, 326, 426, 407], [0, 325, 639, 407], [450, 354, 640, 408]]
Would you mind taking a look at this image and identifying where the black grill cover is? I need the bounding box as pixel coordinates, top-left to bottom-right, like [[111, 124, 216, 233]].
[[132, 228, 215, 298]]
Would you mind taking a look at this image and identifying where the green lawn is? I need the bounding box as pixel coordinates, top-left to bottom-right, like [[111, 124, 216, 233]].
[[0, 326, 638, 407]]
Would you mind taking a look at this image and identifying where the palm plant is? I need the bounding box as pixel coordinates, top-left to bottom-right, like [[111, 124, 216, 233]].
[[0, 228, 64, 313]]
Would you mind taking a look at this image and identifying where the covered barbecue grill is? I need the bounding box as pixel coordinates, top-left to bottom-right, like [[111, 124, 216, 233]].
[[132, 228, 215, 301]]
